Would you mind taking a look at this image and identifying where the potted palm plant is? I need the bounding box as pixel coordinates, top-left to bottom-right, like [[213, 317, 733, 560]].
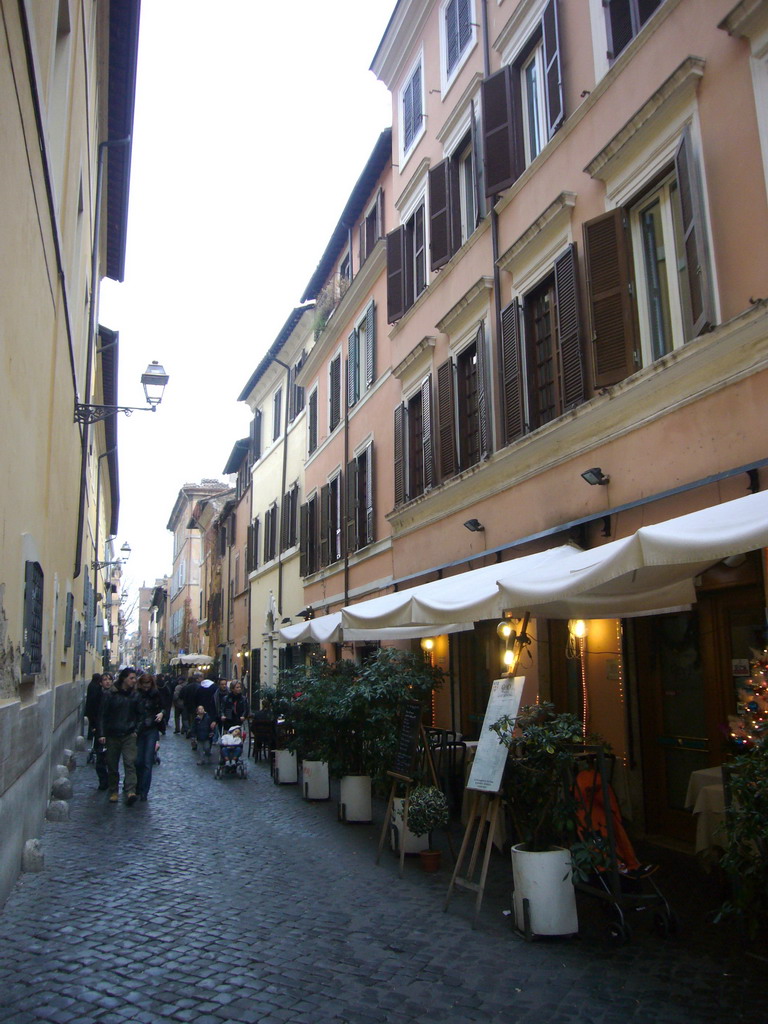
[[401, 785, 450, 871], [491, 702, 583, 937]]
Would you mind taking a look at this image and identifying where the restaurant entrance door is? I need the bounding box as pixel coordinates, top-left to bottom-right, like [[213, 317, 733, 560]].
[[635, 558, 765, 843]]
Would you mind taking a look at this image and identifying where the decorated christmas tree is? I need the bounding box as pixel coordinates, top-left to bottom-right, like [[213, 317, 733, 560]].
[[729, 649, 768, 750]]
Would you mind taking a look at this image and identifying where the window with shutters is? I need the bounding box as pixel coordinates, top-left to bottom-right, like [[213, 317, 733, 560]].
[[347, 300, 376, 409], [435, 325, 491, 480], [264, 504, 278, 563], [605, 0, 664, 63], [482, 0, 564, 197], [329, 354, 342, 433], [386, 199, 427, 323], [429, 123, 482, 272], [63, 591, 73, 650], [300, 493, 319, 576], [247, 519, 260, 573], [250, 409, 262, 464], [499, 245, 585, 442], [272, 387, 282, 442], [394, 376, 436, 507], [360, 190, 384, 266], [583, 127, 713, 387], [346, 443, 375, 554], [280, 483, 299, 553], [307, 387, 318, 455], [288, 354, 306, 422], [442, 0, 475, 87], [22, 560, 44, 676], [327, 474, 342, 565], [400, 55, 424, 160]]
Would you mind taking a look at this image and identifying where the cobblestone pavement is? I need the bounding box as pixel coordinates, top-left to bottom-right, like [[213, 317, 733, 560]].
[[0, 733, 764, 1024]]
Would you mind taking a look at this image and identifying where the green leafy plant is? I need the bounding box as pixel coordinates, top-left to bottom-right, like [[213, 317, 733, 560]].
[[717, 742, 768, 939], [402, 785, 449, 849], [491, 702, 583, 853]]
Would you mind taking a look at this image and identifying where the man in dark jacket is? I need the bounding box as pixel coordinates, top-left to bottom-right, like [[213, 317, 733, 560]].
[[98, 667, 141, 804], [85, 672, 112, 789], [182, 672, 202, 740]]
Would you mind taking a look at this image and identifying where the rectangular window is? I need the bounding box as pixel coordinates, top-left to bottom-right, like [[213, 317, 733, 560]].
[[386, 201, 427, 323], [300, 494, 319, 576], [247, 518, 260, 573], [347, 300, 376, 409], [444, 0, 473, 79], [429, 124, 481, 271], [481, 0, 563, 197], [264, 504, 278, 563], [360, 189, 384, 265], [402, 59, 424, 155], [22, 561, 44, 676], [346, 443, 375, 554], [435, 326, 491, 479], [329, 354, 342, 432], [273, 387, 282, 442], [63, 591, 73, 650], [250, 409, 262, 464], [584, 127, 713, 387], [280, 483, 299, 553], [605, 0, 664, 62], [307, 387, 318, 454], [288, 353, 306, 422]]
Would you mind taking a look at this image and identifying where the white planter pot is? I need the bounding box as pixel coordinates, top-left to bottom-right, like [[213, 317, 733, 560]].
[[510, 844, 578, 937], [301, 760, 330, 800], [391, 797, 429, 854], [274, 748, 297, 784], [338, 775, 372, 823]]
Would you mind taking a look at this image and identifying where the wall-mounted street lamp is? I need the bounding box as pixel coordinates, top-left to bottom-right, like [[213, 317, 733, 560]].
[[75, 361, 169, 425], [581, 467, 609, 486], [92, 541, 131, 572]]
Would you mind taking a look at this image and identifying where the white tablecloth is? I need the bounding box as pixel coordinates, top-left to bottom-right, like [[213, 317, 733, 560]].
[[685, 767, 727, 855]]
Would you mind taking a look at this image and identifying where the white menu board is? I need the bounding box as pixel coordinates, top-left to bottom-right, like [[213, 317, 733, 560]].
[[466, 676, 524, 794]]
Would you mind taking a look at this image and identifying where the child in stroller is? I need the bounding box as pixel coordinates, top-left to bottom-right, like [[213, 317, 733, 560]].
[[215, 725, 248, 779]]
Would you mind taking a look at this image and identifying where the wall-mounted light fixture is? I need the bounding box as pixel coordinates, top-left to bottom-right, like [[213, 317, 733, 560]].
[[75, 361, 169, 424], [581, 467, 609, 486], [420, 637, 435, 652], [464, 518, 484, 532], [92, 541, 131, 572]]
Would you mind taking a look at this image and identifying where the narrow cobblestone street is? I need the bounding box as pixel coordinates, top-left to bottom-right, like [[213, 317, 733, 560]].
[[0, 734, 763, 1024]]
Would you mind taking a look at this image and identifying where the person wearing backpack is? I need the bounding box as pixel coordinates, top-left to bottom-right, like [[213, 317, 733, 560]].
[[172, 679, 185, 734]]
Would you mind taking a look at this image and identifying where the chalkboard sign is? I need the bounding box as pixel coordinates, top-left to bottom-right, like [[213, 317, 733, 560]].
[[466, 677, 524, 794], [390, 700, 423, 779]]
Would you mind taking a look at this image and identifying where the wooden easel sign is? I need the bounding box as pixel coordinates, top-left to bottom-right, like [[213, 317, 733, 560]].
[[445, 676, 524, 927]]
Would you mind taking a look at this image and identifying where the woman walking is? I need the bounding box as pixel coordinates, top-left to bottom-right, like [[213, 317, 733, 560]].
[[135, 674, 166, 801]]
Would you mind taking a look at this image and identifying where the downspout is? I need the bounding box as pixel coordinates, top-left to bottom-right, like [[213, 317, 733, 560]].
[[92, 444, 117, 653], [74, 136, 131, 580], [272, 357, 292, 616], [481, 0, 503, 443]]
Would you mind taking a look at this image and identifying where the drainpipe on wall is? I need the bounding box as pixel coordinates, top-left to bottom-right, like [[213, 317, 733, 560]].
[[272, 357, 292, 617], [481, 0, 503, 441], [74, 136, 131, 581]]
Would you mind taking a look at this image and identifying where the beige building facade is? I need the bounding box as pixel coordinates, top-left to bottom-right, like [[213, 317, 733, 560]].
[[0, 1, 140, 904]]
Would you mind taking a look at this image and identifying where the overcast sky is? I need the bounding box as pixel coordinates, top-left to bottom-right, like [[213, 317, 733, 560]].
[[100, 1, 395, 622]]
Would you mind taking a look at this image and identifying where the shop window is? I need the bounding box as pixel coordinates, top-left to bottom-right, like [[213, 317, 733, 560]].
[[481, 0, 563, 197], [583, 125, 713, 388]]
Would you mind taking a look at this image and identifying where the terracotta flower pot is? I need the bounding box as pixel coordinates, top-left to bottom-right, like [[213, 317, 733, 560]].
[[419, 848, 441, 872]]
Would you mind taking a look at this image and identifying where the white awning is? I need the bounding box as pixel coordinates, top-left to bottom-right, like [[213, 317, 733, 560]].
[[279, 611, 473, 644], [338, 490, 768, 630], [170, 653, 214, 666]]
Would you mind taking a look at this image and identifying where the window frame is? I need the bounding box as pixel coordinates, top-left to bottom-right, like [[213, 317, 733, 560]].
[[328, 351, 342, 434], [347, 299, 376, 410], [441, 0, 476, 93], [400, 51, 425, 165]]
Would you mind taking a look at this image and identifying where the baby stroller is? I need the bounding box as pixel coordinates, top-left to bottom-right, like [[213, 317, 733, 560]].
[[215, 725, 248, 779]]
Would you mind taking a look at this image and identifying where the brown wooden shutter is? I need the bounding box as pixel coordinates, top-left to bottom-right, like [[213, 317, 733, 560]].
[[329, 356, 341, 430], [376, 187, 384, 238], [542, 0, 564, 139], [554, 244, 585, 409], [308, 390, 317, 453], [481, 64, 524, 197], [251, 409, 262, 463], [347, 329, 358, 408], [470, 102, 484, 226], [365, 444, 375, 545], [421, 374, 435, 489], [429, 159, 452, 271], [319, 484, 330, 567], [393, 404, 406, 506], [583, 209, 638, 387], [346, 459, 358, 555], [386, 226, 406, 322], [499, 299, 525, 444], [475, 323, 491, 457], [365, 300, 375, 388], [436, 358, 457, 479], [674, 124, 713, 339]]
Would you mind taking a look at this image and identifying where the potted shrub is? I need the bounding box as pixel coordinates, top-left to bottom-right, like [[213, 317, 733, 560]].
[[401, 785, 450, 870], [262, 677, 298, 784], [491, 702, 583, 937]]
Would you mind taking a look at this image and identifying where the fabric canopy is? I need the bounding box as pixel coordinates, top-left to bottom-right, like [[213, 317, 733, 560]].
[[170, 654, 214, 666], [279, 611, 473, 644], [338, 490, 768, 630]]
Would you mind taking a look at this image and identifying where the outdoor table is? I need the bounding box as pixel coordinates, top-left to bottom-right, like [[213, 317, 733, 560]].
[[685, 766, 727, 855]]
